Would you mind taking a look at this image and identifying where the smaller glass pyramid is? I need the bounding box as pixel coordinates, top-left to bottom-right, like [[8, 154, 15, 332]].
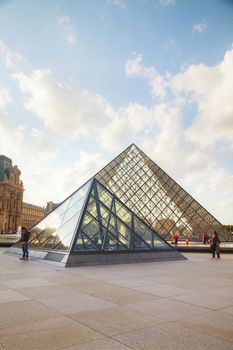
[[26, 178, 173, 254], [72, 179, 171, 252]]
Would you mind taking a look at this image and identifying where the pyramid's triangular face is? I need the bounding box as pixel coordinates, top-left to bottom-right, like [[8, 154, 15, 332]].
[[70, 179, 172, 252], [96, 144, 231, 241], [28, 180, 92, 251], [27, 178, 173, 254]]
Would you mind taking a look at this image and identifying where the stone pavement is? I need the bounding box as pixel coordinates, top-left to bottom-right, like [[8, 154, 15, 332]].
[[0, 249, 233, 350]]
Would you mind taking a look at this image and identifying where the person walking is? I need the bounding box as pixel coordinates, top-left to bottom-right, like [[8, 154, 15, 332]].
[[210, 231, 221, 258], [20, 227, 30, 261]]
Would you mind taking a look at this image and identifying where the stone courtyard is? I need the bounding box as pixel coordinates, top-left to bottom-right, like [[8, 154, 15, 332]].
[[0, 250, 233, 350]]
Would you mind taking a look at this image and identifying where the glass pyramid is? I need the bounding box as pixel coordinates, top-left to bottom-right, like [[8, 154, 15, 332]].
[[96, 144, 231, 242], [27, 178, 172, 254], [72, 179, 171, 252]]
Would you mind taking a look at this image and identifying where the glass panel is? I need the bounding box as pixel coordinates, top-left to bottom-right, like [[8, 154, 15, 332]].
[[53, 212, 80, 250], [115, 200, 132, 226], [134, 217, 169, 249], [100, 205, 109, 221], [86, 199, 98, 218], [77, 214, 103, 251], [62, 197, 86, 225], [68, 180, 90, 208], [97, 184, 112, 208], [104, 230, 128, 251]]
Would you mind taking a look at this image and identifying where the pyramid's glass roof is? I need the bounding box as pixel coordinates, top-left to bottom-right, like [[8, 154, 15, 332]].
[[96, 144, 231, 241]]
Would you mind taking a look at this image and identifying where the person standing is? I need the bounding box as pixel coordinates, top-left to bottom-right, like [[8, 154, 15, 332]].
[[20, 227, 30, 261], [210, 231, 221, 259], [173, 232, 179, 246]]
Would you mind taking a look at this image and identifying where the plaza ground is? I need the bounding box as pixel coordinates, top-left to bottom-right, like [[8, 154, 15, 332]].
[[0, 249, 233, 350]]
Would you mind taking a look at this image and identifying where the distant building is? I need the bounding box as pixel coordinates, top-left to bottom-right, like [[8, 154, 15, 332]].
[[45, 201, 59, 215], [0, 155, 24, 233], [21, 202, 45, 230]]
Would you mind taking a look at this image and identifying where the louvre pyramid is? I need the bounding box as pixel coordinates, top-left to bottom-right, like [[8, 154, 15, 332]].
[[13, 177, 182, 266], [96, 144, 231, 242]]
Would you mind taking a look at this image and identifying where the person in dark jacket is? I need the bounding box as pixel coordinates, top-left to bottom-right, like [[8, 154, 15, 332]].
[[210, 231, 221, 258], [20, 227, 30, 261]]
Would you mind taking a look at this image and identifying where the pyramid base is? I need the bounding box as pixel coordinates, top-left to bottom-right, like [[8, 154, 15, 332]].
[[66, 249, 186, 267], [5, 247, 185, 267]]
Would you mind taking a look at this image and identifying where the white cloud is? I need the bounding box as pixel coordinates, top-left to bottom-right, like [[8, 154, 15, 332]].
[[108, 0, 127, 10], [126, 47, 233, 148], [12, 68, 158, 152], [13, 69, 114, 138], [0, 40, 24, 70], [58, 152, 107, 196], [172, 47, 233, 146], [125, 54, 168, 98], [67, 33, 78, 45], [0, 87, 12, 106], [193, 22, 207, 33], [57, 15, 78, 46]]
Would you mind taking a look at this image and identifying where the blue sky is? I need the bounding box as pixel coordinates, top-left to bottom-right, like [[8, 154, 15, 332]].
[[0, 0, 233, 223]]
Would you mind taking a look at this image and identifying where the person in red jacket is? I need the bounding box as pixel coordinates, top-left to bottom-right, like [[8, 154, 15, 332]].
[[173, 232, 179, 246]]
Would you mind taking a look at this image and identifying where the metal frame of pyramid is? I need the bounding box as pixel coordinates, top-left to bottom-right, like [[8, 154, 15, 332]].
[[96, 144, 231, 242]]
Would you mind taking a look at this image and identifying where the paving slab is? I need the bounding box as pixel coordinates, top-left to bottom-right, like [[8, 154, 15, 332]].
[[177, 310, 233, 343], [159, 276, 233, 291], [172, 285, 233, 310], [38, 293, 115, 314], [0, 289, 30, 303], [16, 285, 80, 300], [220, 306, 233, 316], [128, 297, 209, 321], [113, 322, 233, 350], [68, 281, 157, 305], [69, 305, 166, 336], [0, 315, 104, 350], [0, 300, 60, 326]]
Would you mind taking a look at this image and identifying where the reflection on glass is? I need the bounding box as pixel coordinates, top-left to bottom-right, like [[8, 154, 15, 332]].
[[29, 180, 90, 250]]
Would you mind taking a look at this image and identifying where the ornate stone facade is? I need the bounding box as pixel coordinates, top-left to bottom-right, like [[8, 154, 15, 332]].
[[21, 202, 45, 230], [0, 156, 24, 233], [44, 201, 59, 215]]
